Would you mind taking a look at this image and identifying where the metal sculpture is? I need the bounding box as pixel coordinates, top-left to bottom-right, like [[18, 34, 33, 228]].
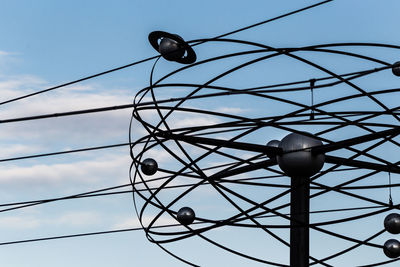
[[129, 30, 400, 266]]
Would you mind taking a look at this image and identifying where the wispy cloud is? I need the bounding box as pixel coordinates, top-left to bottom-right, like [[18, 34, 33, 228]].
[[0, 74, 137, 149], [53, 211, 101, 227], [214, 107, 247, 114], [0, 51, 11, 56], [0, 215, 41, 229], [0, 153, 130, 189], [0, 211, 101, 230], [113, 215, 177, 229]]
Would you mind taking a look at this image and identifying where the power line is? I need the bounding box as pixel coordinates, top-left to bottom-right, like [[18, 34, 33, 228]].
[[0, 205, 383, 247], [0, 66, 387, 125], [1, 166, 394, 214], [0, 56, 158, 107], [0, 142, 130, 163], [0, 226, 145, 246], [0, 183, 132, 213], [191, 0, 333, 46], [0, 103, 136, 124], [0, 0, 333, 108]]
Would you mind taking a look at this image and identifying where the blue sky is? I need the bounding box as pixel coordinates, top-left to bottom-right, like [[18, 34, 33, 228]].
[[1, 0, 400, 266]]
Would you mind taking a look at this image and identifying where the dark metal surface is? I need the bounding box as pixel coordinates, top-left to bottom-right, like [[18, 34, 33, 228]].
[[158, 37, 185, 62], [277, 133, 325, 177], [129, 6, 400, 266], [392, 61, 400, 76], [383, 239, 400, 258], [177, 207, 196, 225], [148, 31, 197, 64], [141, 158, 158, 176], [384, 213, 400, 234], [290, 177, 310, 267]]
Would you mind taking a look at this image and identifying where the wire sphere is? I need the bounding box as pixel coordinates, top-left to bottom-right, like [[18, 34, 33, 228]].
[[148, 31, 197, 64], [276, 132, 324, 177], [383, 239, 400, 258], [384, 213, 400, 234], [129, 36, 400, 266], [177, 207, 196, 225], [392, 62, 400, 77], [141, 158, 158, 176]]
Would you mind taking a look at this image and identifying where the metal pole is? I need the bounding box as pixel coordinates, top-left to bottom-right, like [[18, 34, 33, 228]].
[[290, 176, 310, 267]]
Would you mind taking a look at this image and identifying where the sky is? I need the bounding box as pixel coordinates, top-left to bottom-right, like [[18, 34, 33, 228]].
[[1, 0, 400, 266]]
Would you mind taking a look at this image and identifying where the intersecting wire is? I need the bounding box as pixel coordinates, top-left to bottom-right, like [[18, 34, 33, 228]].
[[0, 0, 338, 259], [1, 59, 398, 264], [127, 37, 400, 267], [0, 48, 398, 264], [0, 1, 336, 207], [8, 4, 399, 267], [0, 0, 333, 108]]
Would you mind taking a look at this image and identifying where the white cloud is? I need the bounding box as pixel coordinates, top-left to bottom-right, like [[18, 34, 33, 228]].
[[113, 215, 177, 229], [214, 107, 247, 114], [0, 153, 130, 188], [0, 51, 11, 56], [53, 211, 100, 227], [0, 211, 101, 230], [172, 116, 221, 129], [0, 75, 47, 99], [0, 74, 137, 148], [0, 215, 41, 229], [1, 144, 43, 158]]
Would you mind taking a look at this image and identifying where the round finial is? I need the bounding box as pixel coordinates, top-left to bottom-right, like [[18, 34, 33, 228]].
[[148, 31, 196, 64], [384, 213, 400, 234], [392, 61, 400, 76], [177, 207, 195, 225], [276, 132, 325, 177], [383, 239, 400, 258], [159, 37, 185, 62], [266, 139, 280, 159], [141, 158, 158, 176]]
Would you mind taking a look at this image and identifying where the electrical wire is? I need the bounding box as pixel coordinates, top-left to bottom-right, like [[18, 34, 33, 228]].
[[0, 143, 130, 163], [0, 66, 389, 125], [0, 0, 333, 109], [0, 205, 383, 247], [0, 56, 159, 107]]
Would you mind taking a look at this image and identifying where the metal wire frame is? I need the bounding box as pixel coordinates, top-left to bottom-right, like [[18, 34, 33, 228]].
[[129, 37, 400, 266]]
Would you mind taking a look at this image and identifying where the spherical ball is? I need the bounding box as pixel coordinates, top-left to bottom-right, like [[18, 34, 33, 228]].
[[159, 37, 185, 62], [276, 132, 325, 177], [177, 207, 195, 225], [141, 158, 158, 176], [392, 61, 400, 76], [384, 213, 400, 234], [383, 239, 400, 258], [266, 139, 280, 159]]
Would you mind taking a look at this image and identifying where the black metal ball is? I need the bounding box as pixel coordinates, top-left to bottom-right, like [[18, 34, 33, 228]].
[[383, 239, 400, 258], [276, 132, 325, 177], [177, 207, 195, 225], [266, 139, 280, 159], [141, 158, 158, 176], [159, 37, 185, 62], [392, 61, 400, 76], [384, 213, 400, 234]]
